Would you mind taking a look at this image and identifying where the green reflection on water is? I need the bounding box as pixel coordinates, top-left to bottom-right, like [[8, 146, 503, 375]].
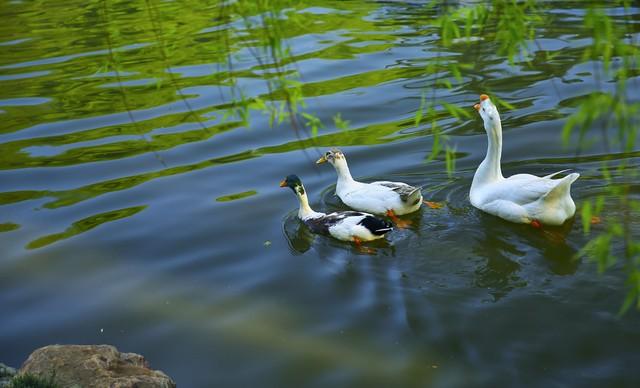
[[0, 222, 20, 233], [0, 118, 241, 169], [0, 0, 639, 385], [26, 205, 147, 249], [216, 190, 258, 202]]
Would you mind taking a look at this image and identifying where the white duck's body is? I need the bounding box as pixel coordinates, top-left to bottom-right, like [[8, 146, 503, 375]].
[[304, 210, 389, 242], [280, 175, 392, 243], [317, 149, 422, 216], [337, 179, 422, 216], [470, 95, 579, 226]]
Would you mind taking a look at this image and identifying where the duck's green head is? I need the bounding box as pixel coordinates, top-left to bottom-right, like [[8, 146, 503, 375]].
[[279, 174, 305, 195]]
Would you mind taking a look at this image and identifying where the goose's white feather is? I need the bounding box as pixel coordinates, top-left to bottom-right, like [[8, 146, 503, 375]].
[[470, 96, 579, 226]]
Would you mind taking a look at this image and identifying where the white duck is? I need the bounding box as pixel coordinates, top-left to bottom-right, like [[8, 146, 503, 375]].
[[280, 175, 392, 246], [470, 94, 579, 226], [316, 149, 423, 226]]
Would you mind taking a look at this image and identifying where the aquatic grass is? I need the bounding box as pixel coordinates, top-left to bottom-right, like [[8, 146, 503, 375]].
[[8, 373, 59, 388]]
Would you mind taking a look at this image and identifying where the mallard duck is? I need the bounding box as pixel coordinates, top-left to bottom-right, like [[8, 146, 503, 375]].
[[280, 175, 392, 245], [316, 149, 422, 225], [470, 94, 579, 226]]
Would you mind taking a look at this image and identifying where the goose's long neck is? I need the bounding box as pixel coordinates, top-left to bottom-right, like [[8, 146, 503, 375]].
[[296, 189, 316, 220], [474, 120, 504, 185], [334, 158, 355, 187]]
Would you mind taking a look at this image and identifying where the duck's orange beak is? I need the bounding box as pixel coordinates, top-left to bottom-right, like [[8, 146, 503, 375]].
[[279, 180, 287, 187], [473, 103, 480, 111]]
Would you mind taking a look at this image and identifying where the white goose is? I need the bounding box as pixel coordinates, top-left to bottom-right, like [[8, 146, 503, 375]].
[[280, 175, 392, 246], [316, 149, 423, 226], [470, 94, 579, 227]]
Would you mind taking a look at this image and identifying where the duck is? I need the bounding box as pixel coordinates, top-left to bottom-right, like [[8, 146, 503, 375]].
[[470, 94, 579, 226], [279, 174, 393, 246], [316, 148, 423, 226]]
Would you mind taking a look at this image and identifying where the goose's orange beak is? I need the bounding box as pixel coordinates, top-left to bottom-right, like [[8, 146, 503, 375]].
[[474, 94, 489, 111], [279, 180, 287, 187]]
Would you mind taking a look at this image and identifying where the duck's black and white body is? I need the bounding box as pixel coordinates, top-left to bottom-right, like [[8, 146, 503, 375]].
[[316, 149, 423, 222], [470, 94, 579, 226], [280, 175, 392, 244]]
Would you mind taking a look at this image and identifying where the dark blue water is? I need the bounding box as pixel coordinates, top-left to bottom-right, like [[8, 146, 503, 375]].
[[1, 1, 639, 386]]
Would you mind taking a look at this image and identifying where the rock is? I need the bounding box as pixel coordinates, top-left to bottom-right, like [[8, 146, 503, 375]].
[[0, 363, 17, 387], [19, 345, 175, 388]]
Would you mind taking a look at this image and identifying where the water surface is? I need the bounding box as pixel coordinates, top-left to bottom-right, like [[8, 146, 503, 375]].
[[1, 1, 640, 387]]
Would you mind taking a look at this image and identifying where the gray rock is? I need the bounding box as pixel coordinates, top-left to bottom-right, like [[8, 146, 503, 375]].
[[19, 345, 175, 388], [0, 363, 17, 388]]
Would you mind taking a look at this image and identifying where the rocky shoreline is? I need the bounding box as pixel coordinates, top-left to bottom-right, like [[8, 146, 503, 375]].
[[1, 345, 175, 388]]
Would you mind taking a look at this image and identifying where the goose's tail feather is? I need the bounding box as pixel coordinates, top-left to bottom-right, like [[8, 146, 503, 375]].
[[543, 172, 579, 201], [543, 169, 572, 179]]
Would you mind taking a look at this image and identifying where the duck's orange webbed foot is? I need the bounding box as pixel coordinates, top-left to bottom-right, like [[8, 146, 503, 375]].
[[353, 237, 376, 254], [531, 219, 543, 229], [386, 209, 412, 228], [590, 216, 602, 225], [423, 200, 444, 209]]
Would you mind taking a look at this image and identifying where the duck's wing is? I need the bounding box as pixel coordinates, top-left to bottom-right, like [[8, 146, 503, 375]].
[[304, 211, 365, 234], [309, 211, 393, 237], [370, 181, 422, 204], [357, 214, 393, 235]]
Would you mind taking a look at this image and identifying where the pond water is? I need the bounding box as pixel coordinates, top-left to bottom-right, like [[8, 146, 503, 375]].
[[1, 1, 640, 386]]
